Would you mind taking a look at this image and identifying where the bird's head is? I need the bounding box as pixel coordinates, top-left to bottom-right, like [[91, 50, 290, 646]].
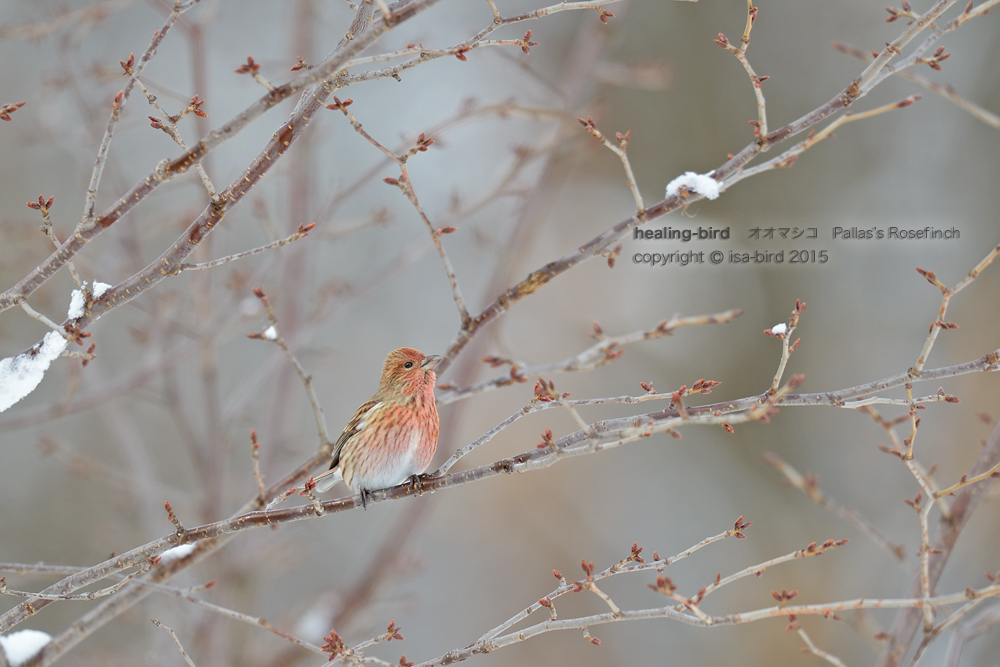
[[380, 347, 440, 398]]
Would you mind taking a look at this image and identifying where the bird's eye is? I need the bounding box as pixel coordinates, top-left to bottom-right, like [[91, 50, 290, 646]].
[[404, 361, 414, 369]]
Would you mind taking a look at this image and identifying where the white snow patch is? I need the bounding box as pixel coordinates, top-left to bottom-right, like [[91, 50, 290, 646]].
[[262, 326, 278, 341], [771, 323, 788, 335], [665, 171, 721, 200], [0, 629, 52, 666], [160, 544, 197, 563], [67, 290, 86, 319], [92, 282, 112, 298], [0, 331, 69, 413]]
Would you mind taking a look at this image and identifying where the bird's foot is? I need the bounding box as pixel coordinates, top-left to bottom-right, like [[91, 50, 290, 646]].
[[407, 473, 430, 495], [358, 487, 375, 510]]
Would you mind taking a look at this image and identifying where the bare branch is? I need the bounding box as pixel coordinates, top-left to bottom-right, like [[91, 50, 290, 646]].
[[179, 223, 315, 271]]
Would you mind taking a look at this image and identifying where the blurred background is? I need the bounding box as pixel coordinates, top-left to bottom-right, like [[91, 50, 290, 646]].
[[1, 0, 999, 665]]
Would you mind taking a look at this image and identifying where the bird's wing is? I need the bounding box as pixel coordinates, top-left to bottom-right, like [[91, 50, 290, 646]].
[[328, 398, 384, 471]]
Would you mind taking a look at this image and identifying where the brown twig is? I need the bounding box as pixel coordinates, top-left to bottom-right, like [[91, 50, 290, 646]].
[[714, 0, 768, 143], [249, 429, 266, 503], [576, 117, 644, 213]]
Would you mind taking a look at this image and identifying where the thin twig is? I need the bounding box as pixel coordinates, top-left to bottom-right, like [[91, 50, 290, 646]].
[[913, 243, 1000, 374], [17, 300, 65, 333], [31, 197, 84, 289], [0, 570, 142, 601], [576, 117, 644, 213], [934, 459, 1000, 498], [715, 0, 768, 142], [722, 95, 923, 192], [247, 288, 332, 450], [143, 580, 326, 656], [179, 223, 315, 270], [136, 77, 220, 203], [767, 300, 804, 393], [150, 619, 198, 667], [797, 626, 849, 667], [250, 429, 266, 503]]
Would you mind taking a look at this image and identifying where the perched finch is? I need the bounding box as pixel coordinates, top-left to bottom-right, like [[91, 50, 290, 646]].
[[313, 348, 440, 496]]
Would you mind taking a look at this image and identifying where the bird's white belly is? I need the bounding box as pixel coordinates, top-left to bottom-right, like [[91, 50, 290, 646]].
[[351, 429, 423, 493]]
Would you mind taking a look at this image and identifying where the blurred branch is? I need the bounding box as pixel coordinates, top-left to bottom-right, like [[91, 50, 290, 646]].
[[944, 605, 1000, 667], [143, 580, 326, 657], [795, 627, 848, 667], [763, 453, 911, 570], [876, 419, 1000, 667], [0, 0, 138, 41], [832, 40, 1000, 131]]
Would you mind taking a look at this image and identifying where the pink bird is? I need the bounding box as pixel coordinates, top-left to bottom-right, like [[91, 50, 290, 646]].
[[313, 348, 440, 497]]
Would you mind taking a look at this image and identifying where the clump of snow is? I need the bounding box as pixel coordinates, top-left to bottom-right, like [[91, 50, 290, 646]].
[[67, 289, 86, 319], [262, 326, 278, 341], [92, 282, 112, 298], [0, 331, 69, 413], [665, 171, 721, 200], [770, 323, 788, 335], [0, 629, 52, 666], [160, 544, 197, 563]]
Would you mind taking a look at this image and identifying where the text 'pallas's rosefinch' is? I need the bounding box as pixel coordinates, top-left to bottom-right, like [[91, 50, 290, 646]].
[[313, 348, 440, 495]]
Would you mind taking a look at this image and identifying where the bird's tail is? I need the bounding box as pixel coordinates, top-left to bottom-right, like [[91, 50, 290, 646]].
[[312, 467, 343, 493]]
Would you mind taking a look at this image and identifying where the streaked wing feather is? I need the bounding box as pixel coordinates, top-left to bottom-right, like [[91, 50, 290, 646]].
[[329, 398, 382, 471]]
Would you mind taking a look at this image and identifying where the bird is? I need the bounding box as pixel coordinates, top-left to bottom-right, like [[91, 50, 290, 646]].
[[312, 348, 441, 498]]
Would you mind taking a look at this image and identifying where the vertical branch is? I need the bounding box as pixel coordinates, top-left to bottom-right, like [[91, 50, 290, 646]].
[[714, 0, 768, 143]]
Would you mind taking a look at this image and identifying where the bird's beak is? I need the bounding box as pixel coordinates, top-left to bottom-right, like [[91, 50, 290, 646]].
[[421, 355, 441, 371]]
